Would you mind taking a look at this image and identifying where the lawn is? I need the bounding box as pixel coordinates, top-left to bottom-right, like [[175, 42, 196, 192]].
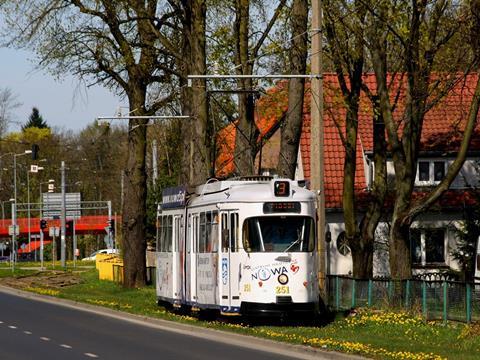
[[0, 267, 479, 360]]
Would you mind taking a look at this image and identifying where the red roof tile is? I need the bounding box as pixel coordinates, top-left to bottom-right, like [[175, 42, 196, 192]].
[[216, 73, 480, 209]]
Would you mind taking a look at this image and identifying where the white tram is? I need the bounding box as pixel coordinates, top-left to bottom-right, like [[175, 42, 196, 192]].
[[156, 176, 319, 318]]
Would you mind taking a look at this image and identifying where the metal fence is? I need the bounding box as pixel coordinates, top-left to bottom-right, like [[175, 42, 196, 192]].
[[327, 275, 480, 323], [112, 265, 156, 285]]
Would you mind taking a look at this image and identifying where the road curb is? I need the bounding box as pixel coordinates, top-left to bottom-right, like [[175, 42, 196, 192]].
[[0, 285, 364, 360]]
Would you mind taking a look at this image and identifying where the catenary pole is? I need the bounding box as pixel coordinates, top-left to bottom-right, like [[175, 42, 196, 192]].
[[60, 161, 66, 267], [310, 0, 326, 297]]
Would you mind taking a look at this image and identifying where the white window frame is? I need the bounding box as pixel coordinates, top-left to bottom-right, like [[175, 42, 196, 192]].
[[415, 160, 447, 186]]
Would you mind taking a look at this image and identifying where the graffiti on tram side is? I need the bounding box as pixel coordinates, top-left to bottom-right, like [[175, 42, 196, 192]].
[[196, 254, 218, 303]]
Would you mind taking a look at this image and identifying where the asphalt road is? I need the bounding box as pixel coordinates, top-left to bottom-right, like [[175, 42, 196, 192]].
[[0, 290, 328, 360]]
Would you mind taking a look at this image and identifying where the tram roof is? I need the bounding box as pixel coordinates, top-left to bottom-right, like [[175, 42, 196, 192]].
[[190, 177, 315, 206]]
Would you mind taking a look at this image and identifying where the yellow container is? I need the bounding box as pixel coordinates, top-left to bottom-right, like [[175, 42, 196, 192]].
[[96, 253, 123, 281]]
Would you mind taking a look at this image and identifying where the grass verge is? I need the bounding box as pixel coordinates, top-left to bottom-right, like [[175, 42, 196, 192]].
[[1, 267, 479, 360]]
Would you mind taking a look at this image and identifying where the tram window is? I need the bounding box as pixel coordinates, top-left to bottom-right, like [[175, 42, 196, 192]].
[[174, 217, 181, 252], [221, 214, 229, 251], [243, 218, 261, 252], [205, 212, 212, 252], [199, 212, 206, 253], [157, 216, 163, 251], [211, 211, 219, 253], [166, 215, 173, 252], [231, 213, 238, 252], [158, 215, 173, 252], [243, 216, 315, 253], [161, 216, 168, 252], [193, 215, 199, 253]]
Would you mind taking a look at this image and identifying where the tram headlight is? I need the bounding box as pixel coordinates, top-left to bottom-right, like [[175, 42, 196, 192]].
[[278, 274, 289, 285]]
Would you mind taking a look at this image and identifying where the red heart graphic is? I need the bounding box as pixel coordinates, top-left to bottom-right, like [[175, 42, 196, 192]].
[[290, 264, 299, 273]]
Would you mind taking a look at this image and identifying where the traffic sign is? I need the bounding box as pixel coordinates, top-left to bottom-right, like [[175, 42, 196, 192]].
[[49, 227, 60, 237], [8, 225, 19, 236]]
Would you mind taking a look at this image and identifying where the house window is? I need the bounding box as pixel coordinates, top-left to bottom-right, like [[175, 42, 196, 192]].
[[433, 161, 446, 181], [425, 229, 445, 263], [416, 160, 447, 184], [410, 228, 446, 266], [418, 162, 430, 182], [410, 229, 422, 264]]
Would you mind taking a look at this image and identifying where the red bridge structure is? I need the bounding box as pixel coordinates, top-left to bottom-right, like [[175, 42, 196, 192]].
[[0, 215, 119, 239]]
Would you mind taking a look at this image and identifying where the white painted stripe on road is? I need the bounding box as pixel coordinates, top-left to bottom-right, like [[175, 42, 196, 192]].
[[40, 337, 51, 341], [8, 325, 16, 329], [60, 344, 72, 349], [84, 353, 99, 358], [24, 331, 32, 335]]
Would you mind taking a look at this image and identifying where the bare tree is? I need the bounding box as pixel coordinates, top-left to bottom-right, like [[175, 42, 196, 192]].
[[277, 0, 308, 179], [323, 0, 386, 279], [232, 0, 287, 175], [0, 87, 21, 137], [0, 0, 185, 287], [368, 0, 480, 279]]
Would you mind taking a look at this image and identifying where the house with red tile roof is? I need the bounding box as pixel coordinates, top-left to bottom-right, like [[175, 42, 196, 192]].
[[216, 73, 480, 278]]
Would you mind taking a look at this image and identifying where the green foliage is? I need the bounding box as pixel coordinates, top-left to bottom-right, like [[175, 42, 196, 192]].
[[450, 192, 480, 282], [146, 120, 184, 243], [23, 107, 49, 130]]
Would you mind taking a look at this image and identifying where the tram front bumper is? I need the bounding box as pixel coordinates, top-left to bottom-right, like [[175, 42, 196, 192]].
[[240, 298, 318, 318]]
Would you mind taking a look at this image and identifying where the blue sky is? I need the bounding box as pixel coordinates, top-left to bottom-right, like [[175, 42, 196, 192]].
[[0, 47, 123, 132]]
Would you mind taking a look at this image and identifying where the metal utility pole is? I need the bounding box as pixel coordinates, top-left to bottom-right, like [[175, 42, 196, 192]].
[[60, 161, 66, 267], [27, 170, 31, 257], [11, 202, 15, 270], [108, 200, 113, 248], [73, 217, 77, 268], [310, 0, 326, 296], [12, 150, 32, 268]]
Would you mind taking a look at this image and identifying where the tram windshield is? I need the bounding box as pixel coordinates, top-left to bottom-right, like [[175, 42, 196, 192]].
[[242, 216, 315, 252]]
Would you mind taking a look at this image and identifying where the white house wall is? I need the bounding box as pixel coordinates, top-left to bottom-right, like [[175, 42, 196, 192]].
[[451, 159, 480, 188], [326, 212, 464, 277], [382, 158, 480, 189]]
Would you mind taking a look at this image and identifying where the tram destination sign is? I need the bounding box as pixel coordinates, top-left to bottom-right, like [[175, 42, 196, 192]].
[[162, 185, 186, 209], [263, 202, 301, 214]]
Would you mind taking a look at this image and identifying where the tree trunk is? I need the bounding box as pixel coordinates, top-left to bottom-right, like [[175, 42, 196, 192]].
[[277, 0, 308, 179], [233, 0, 256, 176], [389, 210, 412, 280], [350, 237, 373, 279], [234, 92, 256, 175], [122, 85, 148, 288], [324, 0, 371, 278], [358, 104, 387, 279], [179, 0, 209, 186], [189, 0, 209, 185]]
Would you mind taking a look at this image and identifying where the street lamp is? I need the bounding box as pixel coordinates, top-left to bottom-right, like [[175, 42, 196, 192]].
[[27, 165, 44, 259], [12, 149, 32, 266]]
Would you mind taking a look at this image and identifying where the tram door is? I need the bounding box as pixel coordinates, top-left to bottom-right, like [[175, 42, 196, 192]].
[[220, 211, 240, 309], [185, 214, 198, 304], [173, 215, 184, 301]]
